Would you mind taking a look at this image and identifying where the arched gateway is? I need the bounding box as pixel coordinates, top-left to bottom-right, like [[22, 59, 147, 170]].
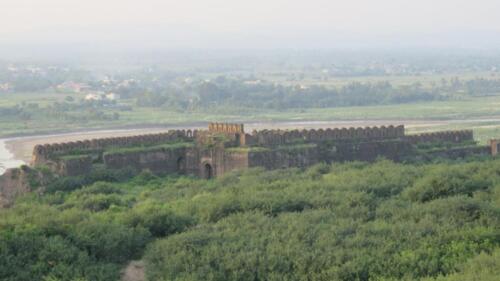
[[176, 157, 185, 174], [204, 163, 213, 179]]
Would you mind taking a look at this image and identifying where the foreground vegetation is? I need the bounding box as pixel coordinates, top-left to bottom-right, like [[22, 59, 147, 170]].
[[1, 158, 500, 281]]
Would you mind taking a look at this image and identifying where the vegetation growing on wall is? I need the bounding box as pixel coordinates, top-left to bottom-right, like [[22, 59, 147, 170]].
[[225, 146, 270, 153], [103, 141, 194, 155], [413, 139, 477, 151]]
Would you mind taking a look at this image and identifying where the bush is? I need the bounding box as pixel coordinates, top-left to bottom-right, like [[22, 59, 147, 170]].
[[69, 220, 151, 264], [45, 167, 138, 193], [422, 249, 500, 281], [404, 164, 492, 202], [76, 182, 123, 195], [123, 203, 194, 237], [4, 158, 500, 281], [0, 231, 118, 281]]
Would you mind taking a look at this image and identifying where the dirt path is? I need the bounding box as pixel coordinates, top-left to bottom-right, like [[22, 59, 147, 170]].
[[121, 260, 145, 281]]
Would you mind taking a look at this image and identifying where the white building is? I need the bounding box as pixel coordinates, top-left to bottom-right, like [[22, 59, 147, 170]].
[[85, 93, 103, 101], [105, 93, 120, 101], [85, 92, 119, 101]]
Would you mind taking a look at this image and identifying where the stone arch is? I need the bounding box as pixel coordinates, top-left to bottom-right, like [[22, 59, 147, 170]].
[[177, 157, 186, 174], [203, 163, 213, 179]]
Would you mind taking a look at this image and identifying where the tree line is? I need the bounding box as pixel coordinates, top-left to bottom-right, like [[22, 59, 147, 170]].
[[134, 77, 500, 111]]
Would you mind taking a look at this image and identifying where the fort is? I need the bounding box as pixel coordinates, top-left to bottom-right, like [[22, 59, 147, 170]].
[[2, 122, 500, 207], [26, 123, 489, 179]]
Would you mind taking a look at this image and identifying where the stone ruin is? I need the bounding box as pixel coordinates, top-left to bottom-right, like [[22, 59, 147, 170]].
[[26, 122, 490, 179], [3, 122, 497, 208]]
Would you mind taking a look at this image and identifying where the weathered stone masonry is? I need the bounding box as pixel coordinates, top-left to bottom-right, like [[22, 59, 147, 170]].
[[25, 123, 488, 179], [4, 123, 497, 207]]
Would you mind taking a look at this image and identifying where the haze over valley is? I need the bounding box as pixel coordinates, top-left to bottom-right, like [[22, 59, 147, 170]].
[[1, 1, 500, 281]]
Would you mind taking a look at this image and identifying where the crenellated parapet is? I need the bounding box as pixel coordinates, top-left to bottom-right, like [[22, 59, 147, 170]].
[[32, 129, 197, 164], [27, 123, 484, 181], [208, 123, 244, 134], [245, 125, 405, 146], [405, 130, 473, 144]]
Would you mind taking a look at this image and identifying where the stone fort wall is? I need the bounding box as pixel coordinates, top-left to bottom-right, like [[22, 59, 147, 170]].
[[404, 130, 473, 144], [1, 123, 489, 207], [245, 125, 406, 146], [29, 123, 478, 179], [244, 126, 474, 147], [32, 129, 197, 165], [32, 125, 475, 164]]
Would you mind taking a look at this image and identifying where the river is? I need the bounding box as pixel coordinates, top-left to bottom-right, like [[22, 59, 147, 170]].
[[0, 138, 26, 175]]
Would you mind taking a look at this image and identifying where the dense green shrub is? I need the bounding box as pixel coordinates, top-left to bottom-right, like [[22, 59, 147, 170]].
[[45, 167, 137, 193], [68, 220, 150, 264], [0, 231, 120, 281], [421, 249, 500, 281], [2, 159, 500, 280], [122, 202, 194, 237], [143, 160, 500, 281], [404, 164, 493, 202], [76, 182, 124, 195]]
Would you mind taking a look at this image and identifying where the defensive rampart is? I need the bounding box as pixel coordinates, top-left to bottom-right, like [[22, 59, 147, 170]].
[[404, 130, 473, 144], [26, 123, 485, 181], [32, 130, 196, 165], [103, 146, 188, 175], [245, 125, 405, 146], [4, 123, 496, 209]]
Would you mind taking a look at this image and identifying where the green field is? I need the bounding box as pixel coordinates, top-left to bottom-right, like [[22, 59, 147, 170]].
[[3, 92, 500, 144]]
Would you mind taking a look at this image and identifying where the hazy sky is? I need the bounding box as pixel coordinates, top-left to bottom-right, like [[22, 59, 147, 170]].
[[2, 0, 500, 50]]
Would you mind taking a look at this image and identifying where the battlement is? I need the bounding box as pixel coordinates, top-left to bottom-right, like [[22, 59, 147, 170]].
[[28, 124, 484, 180], [32, 129, 197, 163], [208, 123, 244, 134], [246, 125, 405, 146], [405, 130, 473, 144]]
